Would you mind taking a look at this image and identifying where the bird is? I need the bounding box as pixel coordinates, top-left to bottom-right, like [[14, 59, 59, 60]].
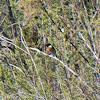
[[45, 43, 57, 57]]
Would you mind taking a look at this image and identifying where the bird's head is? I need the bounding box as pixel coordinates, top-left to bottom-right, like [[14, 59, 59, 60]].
[[45, 43, 52, 47]]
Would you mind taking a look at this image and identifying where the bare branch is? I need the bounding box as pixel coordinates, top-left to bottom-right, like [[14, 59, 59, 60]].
[[78, 32, 100, 63], [19, 25, 47, 100]]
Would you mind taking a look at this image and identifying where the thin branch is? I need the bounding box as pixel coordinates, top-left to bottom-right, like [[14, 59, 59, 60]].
[[0, 22, 18, 36], [19, 25, 47, 100], [78, 32, 100, 63], [82, 0, 96, 51], [0, 14, 8, 26], [9, 63, 24, 73], [0, 36, 28, 54], [6, 0, 17, 37]]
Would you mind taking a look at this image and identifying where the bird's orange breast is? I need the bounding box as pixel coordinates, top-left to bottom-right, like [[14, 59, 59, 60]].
[[47, 46, 52, 52]]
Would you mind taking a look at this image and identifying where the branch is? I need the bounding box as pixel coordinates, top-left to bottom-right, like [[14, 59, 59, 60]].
[[78, 32, 100, 63], [6, 0, 17, 38], [19, 25, 47, 100], [29, 47, 78, 76]]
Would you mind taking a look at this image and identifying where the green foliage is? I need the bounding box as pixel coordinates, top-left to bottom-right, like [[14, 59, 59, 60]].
[[0, 0, 99, 99]]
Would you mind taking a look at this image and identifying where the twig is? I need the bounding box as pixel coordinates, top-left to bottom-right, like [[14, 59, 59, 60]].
[[78, 32, 100, 63], [19, 25, 47, 100]]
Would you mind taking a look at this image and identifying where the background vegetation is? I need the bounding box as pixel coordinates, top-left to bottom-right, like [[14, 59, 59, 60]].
[[0, 0, 100, 100]]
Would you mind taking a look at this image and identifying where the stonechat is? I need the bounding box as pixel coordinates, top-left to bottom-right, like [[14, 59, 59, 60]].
[[45, 43, 57, 57]]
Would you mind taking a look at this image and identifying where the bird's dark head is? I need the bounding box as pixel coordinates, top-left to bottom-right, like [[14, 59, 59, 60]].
[[45, 43, 52, 47]]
